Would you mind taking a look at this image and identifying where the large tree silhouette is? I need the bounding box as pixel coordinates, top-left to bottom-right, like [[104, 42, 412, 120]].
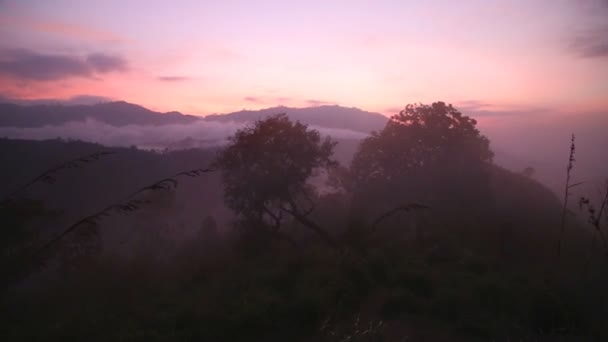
[[215, 114, 338, 247], [350, 102, 494, 217]]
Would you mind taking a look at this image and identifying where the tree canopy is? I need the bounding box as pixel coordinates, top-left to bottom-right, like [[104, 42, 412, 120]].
[[352, 102, 492, 185], [350, 102, 494, 217], [215, 114, 337, 245]]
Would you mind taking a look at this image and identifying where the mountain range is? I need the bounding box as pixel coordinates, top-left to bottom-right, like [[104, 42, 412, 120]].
[[204, 105, 387, 133], [0, 101, 388, 133], [0, 101, 199, 127], [3, 100, 604, 198]]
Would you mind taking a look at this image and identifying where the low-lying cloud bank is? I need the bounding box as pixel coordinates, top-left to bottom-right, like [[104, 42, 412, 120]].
[[0, 119, 369, 149], [1, 111, 606, 198]]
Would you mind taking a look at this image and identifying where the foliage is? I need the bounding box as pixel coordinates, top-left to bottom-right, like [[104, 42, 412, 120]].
[[351, 102, 493, 187], [1, 112, 607, 341], [215, 113, 337, 245], [579, 180, 608, 253], [349, 102, 494, 224]]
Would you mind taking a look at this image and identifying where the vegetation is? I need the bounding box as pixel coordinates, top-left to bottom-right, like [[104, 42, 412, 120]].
[[0, 103, 606, 341], [215, 113, 338, 247], [349, 102, 494, 230]]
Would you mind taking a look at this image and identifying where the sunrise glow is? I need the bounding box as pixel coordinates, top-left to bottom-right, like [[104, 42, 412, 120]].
[[1, 0, 607, 116]]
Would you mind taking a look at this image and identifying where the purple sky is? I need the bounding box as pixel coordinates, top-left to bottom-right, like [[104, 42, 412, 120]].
[[0, 0, 607, 116]]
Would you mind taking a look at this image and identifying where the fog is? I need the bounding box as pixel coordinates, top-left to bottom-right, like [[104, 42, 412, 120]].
[[0, 111, 606, 198], [478, 111, 608, 198], [0, 118, 368, 149], [2, 108, 607, 341]]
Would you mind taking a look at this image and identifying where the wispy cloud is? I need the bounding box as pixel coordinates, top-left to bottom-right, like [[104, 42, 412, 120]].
[[0, 49, 128, 81], [86, 53, 128, 72], [0, 94, 113, 105], [383, 101, 547, 118], [0, 15, 131, 44], [461, 105, 550, 118], [456, 100, 494, 111], [382, 107, 403, 116], [567, 0, 608, 59], [157, 76, 191, 82], [0, 119, 369, 148], [306, 99, 335, 106], [242, 96, 296, 105], [243, 96, 261, 103], [569, 25, 608, 59]]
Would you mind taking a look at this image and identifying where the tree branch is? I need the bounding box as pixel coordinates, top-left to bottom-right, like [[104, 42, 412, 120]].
[[262, 204, 282, 231], [557, 134, 575, 258], [2, 151, 116, 202], [281, 198, 339, 249], [370, 203, 429, 233], [32, 168, 214, 258]]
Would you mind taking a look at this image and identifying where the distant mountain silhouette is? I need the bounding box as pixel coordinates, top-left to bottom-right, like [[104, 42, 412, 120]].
[[0, 101, 387, 133], [0, 101, 200, 127], [205, 105, 387, 133]]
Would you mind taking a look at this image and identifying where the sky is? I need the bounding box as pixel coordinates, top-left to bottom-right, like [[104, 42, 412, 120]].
[[0, 0, 607, 116]]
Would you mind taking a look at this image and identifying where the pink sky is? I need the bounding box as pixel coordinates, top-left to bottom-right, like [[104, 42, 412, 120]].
[[0, 0, 607, 116]]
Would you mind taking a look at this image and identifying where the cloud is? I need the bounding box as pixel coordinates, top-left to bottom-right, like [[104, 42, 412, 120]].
[[567, 1, 608, 58], [66, 95, 113, 105], [380, 102, 550, 119], [455, 100, 494, 110], [0, 119, 369, 149], [243, 96, 261, 103], [466, 109, 536, 117], [570, 26, 608, 58], [240, 96, 296, 106], [86, 53, 128, 72], [0, 49, 128, 81], [309, 125, 368, 140], [0, 94, 113, 105], [157, 76, 191, 82], [478, 110, 608, 196], [382, 107, 403, 115], [0, 16, 131, 44], [306, 99, 335, 106]]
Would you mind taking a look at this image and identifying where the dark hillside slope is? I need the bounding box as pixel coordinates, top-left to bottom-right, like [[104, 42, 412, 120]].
[[0, 138, 228, 252]]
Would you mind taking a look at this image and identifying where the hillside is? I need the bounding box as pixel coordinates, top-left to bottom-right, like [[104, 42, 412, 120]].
[[1, 134, 601, 341], [0, 138, 229, 255]]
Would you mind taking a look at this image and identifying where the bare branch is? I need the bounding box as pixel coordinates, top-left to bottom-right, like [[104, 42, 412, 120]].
[[281, 199, 339, 249], [370, 203, 429, 233], [262, 203, 282, 231], [2, 150, 116, 202], [30, 168, 214, 259], [557, 134, 576, 258], [567, 181, 586, 189]]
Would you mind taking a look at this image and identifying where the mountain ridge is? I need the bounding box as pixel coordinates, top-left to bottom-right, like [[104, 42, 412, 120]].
[[0, 101, 199, 127], [0, 101, 388, 133], [204, 105, 387, 133]]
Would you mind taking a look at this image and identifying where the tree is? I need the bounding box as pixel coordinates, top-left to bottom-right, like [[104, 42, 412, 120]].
[[215, 114, 338, 247], [350, 102, 494, 218]]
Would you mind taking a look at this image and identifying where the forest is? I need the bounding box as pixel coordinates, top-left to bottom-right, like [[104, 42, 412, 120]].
[[1, 102, 607, 341]]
